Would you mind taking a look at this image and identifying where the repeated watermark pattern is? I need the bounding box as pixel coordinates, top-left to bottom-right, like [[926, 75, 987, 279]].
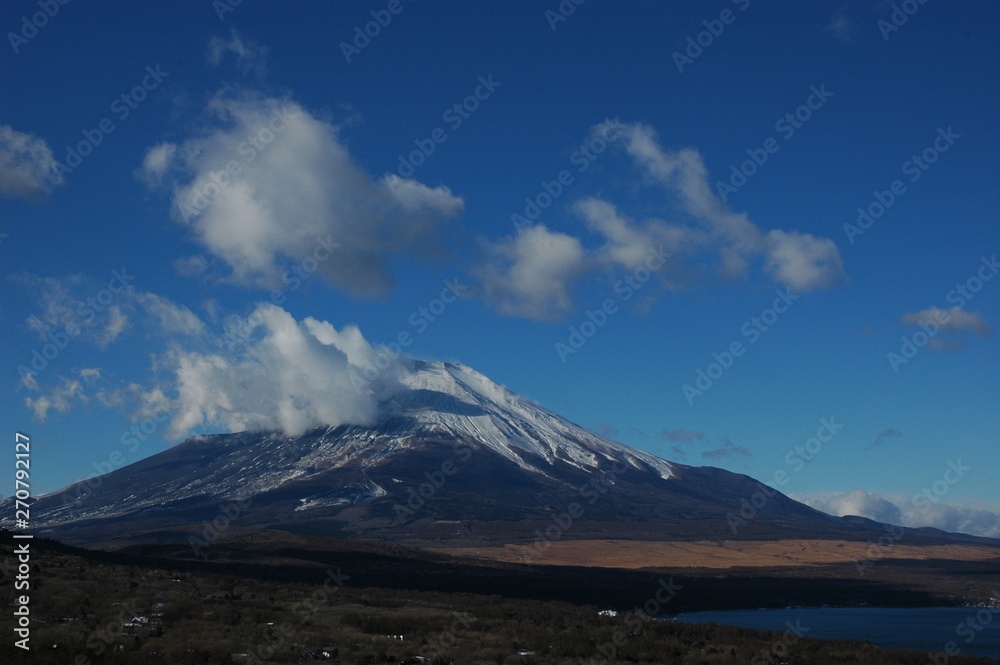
[[580, 577, 683, 665], [339, 0, 412, 63], [887, 255, 996, 372], [55, 66, 170, 175], [682, 288, 798, 405], [844, 126, 959, 244], [17, 268, 135, 385], [7, 0, 73, 53], [716, 84, 834, 201], [672, 0, 750, 73], [555, 245, 671, 362], [178, 105, 299, 222], [350, 277, 467, 393], [727, 417, 843, 535], [878, 0, 931, 41], [853, 458, 970, 575], [391, 75, 502, 179]]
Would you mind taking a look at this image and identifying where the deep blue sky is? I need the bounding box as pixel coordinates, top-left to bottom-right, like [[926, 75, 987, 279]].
[[2, 1, 998, 536]]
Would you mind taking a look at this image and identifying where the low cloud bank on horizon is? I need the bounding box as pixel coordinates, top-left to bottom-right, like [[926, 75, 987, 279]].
[[793, 489, 1000, 539]]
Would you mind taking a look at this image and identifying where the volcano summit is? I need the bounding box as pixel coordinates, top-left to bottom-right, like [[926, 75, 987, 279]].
[[4, 361, 968, 552]]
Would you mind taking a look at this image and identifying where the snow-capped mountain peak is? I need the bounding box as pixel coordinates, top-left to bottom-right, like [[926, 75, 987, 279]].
[[382, 361, 674, 480], [5, 359, 917, 550]]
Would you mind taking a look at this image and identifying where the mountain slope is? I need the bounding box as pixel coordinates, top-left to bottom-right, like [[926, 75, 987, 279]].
[[2, 361, 974, 549]]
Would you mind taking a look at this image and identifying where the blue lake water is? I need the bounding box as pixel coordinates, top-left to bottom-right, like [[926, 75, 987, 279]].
[[670, 607, 1000, 661]]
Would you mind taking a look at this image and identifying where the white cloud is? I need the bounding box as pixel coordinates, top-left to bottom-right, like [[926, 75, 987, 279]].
[[96, 305, 129, 348], [575, 197, 691, 273], [475, 121, 845, 320], [138, 142, 177, 187], [618, 122, 844, 289], [901, 306, 993, 349], [763, 230, 845, 291], [148, 303, 402, 439], [172, 255, 211, 278], [208, 29, 269, 77], [14, 276, 209, 374], [78, 368, 102, 382], [136, 292, 206, 336], [794, 489, 1000, 539], [0, 125, 64, 201], [618, 123, 763, 266], [827, 13, 853, 43], [16, 273, 132, 353], [147, 90, 464, 298], [25, 375, 87, 422], [13, 280, 400, 437], [20, 274, 87, 341], [475, 225, 587, 321]]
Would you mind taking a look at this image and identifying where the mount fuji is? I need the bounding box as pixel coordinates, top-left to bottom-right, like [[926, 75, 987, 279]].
[[4, 361, 949, 549]]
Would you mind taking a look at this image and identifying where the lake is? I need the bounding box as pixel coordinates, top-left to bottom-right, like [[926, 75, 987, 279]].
[[670, 606, 1000, 660]]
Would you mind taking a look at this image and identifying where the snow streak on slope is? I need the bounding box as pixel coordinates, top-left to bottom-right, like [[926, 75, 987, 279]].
[[383, 361, 674, 480]]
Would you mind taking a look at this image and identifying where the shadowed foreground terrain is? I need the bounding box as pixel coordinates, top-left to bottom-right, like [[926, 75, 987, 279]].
[[3, 530, 999, 664]]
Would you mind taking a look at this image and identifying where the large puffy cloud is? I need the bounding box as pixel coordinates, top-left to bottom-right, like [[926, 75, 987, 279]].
[[476, 121, 845, 320], [794, 489, 1000, 539], [141, 90, 463, 298], [0, 125, 64, 201]]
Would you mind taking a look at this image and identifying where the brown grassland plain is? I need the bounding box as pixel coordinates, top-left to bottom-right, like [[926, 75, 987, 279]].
[[434, 539, 1000, 569]]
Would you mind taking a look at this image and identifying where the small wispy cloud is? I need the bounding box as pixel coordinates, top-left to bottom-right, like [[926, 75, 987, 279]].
[[702, 436, 751, 459], [208, 29, 269, 77], [25, 370, 98, 422], [594, 423, 619, 437], [827, 12, 853, 43], [0, 125, 64, 202], [900, 306, 994, 350], [661, 428, 705, 442], [866, 427, 902, 450]]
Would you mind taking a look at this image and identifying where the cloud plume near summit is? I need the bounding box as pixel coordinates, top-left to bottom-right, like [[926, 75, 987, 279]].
[[142, 303, 408, 439], [15, 278, 409, 440]]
